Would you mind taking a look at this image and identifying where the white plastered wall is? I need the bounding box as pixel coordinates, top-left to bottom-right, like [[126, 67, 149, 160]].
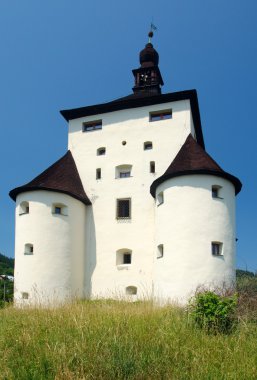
[[14, 191, 86, 306], [68, 100, 196, 299], [154, 175, 236, 304]]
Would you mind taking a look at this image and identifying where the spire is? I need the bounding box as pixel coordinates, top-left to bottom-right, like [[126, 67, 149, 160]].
[[132, 28, 164, 95]]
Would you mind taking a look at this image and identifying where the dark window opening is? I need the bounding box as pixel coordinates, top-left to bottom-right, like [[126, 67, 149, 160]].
[[212, 242, 223, 256], [150, 110, 172, 122], [144, 142, 153, 150], [96, 168, 101, 180], [123, 253, 131, 264], [120, 172, 130, 178], [150, 161, 155, 173], [117, 199, 131, 219], [83, 120, 102, 132], [97, 147, 106, 156]]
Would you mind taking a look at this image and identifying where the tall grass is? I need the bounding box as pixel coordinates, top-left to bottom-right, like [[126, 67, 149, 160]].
[[0, 299, 257, 379]]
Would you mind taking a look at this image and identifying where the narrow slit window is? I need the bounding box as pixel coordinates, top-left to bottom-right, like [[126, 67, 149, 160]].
[[116, 199, 131, 219], [150, 161, 155, 173], [212, 242, 223, 256], [157, 244, 164, 259], [83, 120, 102, 132], [96, 168, 101, 180], [150, 109, 172, 122]]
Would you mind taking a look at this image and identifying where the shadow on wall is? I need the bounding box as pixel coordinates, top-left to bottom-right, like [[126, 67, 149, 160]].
[[84, 206, 96, 298]]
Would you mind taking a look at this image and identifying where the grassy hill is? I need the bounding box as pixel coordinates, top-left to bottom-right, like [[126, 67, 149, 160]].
[[0, 299, 256, 379]]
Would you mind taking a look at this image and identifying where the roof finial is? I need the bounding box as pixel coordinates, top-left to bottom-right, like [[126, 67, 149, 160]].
[[148, 22, 157, 43]]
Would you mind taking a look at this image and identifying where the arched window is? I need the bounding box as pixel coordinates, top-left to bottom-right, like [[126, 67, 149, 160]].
[[116, 248, 132, 266], [52, 203, 68, 216], [115, 164, 132, 179], [144, 141, 153, 150], [126, 286, 137, 295], [24, 243, 34, 255], [19, 201, 29, 215], [97, 147, 106, 156]]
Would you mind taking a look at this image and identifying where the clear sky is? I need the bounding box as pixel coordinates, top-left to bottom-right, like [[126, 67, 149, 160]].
[[1, 0, 256, 271]]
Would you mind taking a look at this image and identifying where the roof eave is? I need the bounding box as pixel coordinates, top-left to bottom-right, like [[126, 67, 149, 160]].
[[9, 186, 92, 206], [60, 90, 205, 149]]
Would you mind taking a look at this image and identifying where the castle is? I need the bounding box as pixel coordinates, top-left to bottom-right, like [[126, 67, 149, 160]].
[[10, 32, 242, 305]]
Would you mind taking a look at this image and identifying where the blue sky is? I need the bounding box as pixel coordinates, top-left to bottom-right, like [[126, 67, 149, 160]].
[[1, 0, 256, 271]]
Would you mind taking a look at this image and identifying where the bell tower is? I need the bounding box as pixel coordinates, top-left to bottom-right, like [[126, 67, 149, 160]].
[[132, 30, 164, 95]]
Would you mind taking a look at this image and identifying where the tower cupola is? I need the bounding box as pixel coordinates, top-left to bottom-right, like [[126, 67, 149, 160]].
[[132, 30, 164, 95]]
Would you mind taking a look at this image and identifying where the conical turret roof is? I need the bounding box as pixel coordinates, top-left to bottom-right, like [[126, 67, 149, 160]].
[[150, 134, 242, 197], [9, 151, 91, 205]]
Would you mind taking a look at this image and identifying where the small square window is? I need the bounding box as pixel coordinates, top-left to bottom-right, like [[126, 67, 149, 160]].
[[150, 109, 172, 122], [22, 292, 29, 300], [97, 147, 106, 156], [117, 199, 131, 219], [212, 242, 223, 256], [144, 142, 153, 150]]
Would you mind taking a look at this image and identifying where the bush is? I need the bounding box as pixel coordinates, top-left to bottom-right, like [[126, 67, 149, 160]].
[[189, 291, 237, 333]]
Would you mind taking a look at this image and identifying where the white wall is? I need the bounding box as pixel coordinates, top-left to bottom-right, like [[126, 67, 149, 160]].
[[14, 191, 86, 306], [154, 175, 236, 304], [68, 100, 195, 299]]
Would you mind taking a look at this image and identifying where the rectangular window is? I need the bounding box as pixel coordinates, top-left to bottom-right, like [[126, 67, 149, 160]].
[[96, 168, 101, 180], [212, 242, 223, 256], [120, 172, 130, 178], [22, 292, 29, 300], [116, 198, 131, 219], [150, 109, 172, 122], [83, 120, 102, 132], [55, 206, 61, 214], [150, 161, 155, 173], [123, 253, 131, 264], [212, 185, 222, 199]]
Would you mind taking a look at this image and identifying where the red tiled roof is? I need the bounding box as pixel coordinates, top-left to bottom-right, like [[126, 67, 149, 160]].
[[9, 151, 91, 205], [150, 134, 242, 196]]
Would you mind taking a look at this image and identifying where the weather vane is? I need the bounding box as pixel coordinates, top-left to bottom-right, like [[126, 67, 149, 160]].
[[148, 21, 157, 43]]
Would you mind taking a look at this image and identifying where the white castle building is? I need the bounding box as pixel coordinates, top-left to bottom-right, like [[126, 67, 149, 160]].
[[10, 32, 242, 305]]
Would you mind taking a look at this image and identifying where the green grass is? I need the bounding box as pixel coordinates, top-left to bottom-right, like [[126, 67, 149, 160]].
[[0, 300, 257, 380]]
